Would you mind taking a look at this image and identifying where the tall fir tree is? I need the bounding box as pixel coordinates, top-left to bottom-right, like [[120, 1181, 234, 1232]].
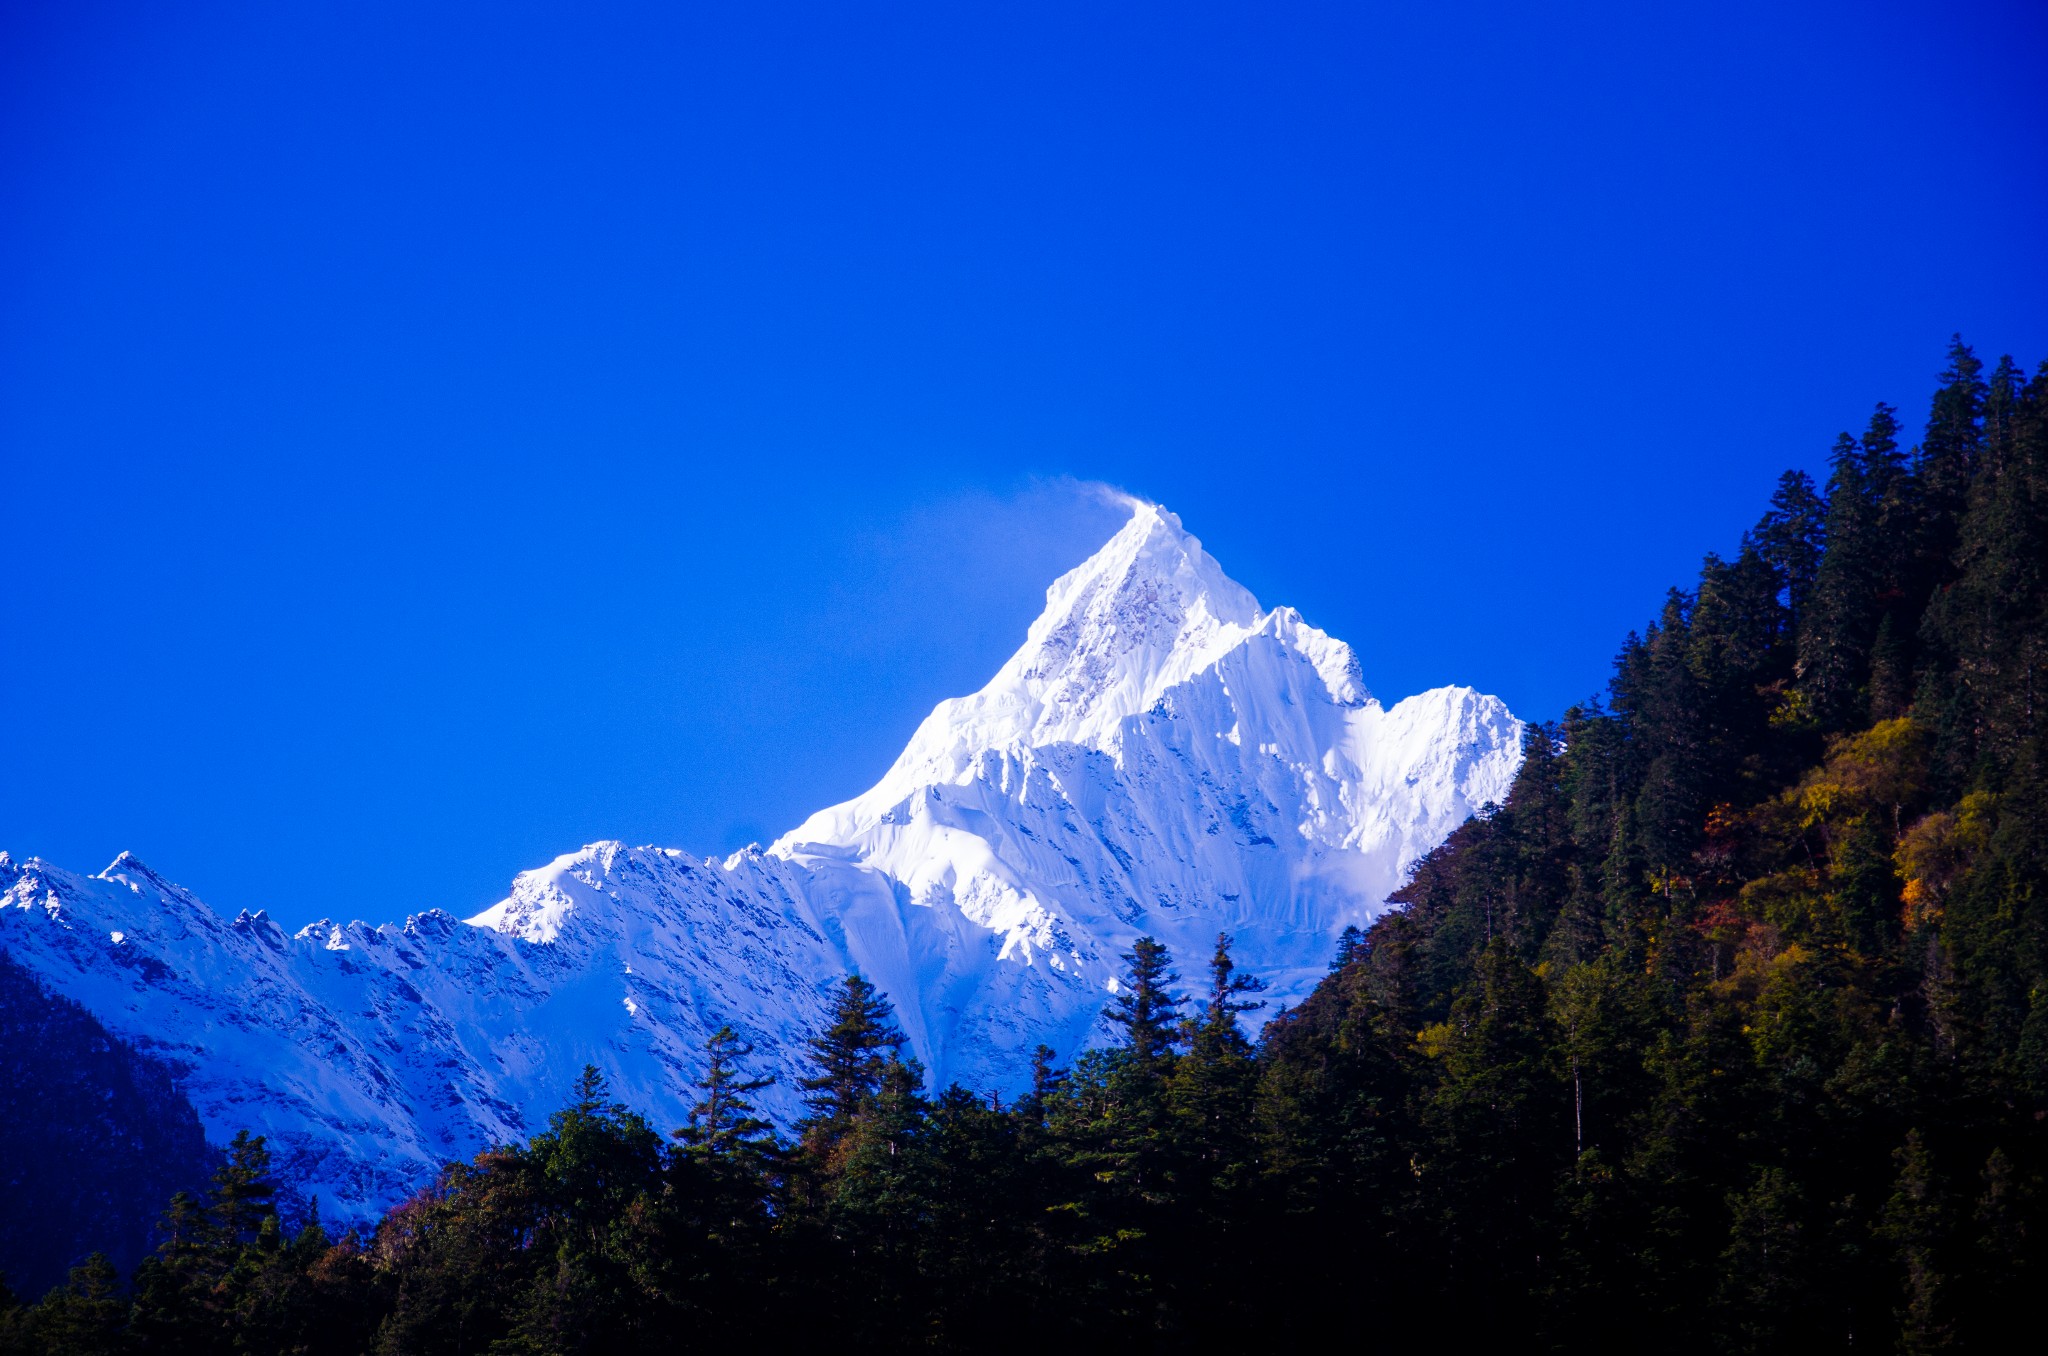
[[1103, 936, 1184, 1070], [1803, 423, 1889, 731], [1917, 337, 1987, 535], [1168, 934, 1265, 1173], [678, 1025, 778, 1166], [795, 974, 911, 1159], [1754, 468, 1827, 630]]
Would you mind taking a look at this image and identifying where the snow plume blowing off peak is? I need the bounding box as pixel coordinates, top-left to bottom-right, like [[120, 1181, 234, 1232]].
[[2, 499, 1524, 1221]]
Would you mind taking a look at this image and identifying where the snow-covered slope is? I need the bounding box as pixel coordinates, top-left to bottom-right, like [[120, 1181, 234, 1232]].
[[767, 503, 1521, 1087], [1, 502, 1522, 1220]]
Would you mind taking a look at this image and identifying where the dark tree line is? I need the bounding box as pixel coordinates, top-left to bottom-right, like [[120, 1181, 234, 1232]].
[[4, 339, 2044, 1352]]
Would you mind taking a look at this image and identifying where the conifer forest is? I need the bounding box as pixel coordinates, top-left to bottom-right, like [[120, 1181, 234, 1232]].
[[4, 340, 2046, 1353]]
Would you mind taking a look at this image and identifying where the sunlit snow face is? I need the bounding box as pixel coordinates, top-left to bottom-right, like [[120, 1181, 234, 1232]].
[[2, 500, 1521, 1223]]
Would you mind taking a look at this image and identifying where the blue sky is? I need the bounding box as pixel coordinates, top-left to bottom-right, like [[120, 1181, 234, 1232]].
[[4, 0, 2044, 928]]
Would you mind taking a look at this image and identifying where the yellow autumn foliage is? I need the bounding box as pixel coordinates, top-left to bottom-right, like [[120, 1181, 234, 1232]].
[[1790, 716, 1929, 831], [1894, 790, 1996, 930], [1414, 1022, 1454, 1061]]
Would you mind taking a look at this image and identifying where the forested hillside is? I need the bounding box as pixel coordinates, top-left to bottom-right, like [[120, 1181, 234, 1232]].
[[3, 340, 2042, 1354]]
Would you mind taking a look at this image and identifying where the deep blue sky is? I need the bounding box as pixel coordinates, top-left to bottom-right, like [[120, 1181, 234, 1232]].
[[4, 1, 2044, 928]]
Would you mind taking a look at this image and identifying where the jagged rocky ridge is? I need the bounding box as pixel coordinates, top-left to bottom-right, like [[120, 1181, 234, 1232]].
[[0, 503, 1522, 1221]]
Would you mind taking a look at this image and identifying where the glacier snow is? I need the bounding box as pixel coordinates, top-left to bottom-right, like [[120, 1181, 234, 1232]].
[[1, 502, 1523, 1220]]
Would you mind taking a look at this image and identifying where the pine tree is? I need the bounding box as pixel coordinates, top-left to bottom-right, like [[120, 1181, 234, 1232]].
[[1184, 934, 1264, 1050], [1104, 936, 1184, 1070], [1803, 425, 1889, 730], [1169, 934, 1265, 1147], [286, 1197, 328, 1269], [1013, 1043, 1063, 1129], [1918, 336, 1987, 529], [1139, 936, 1268, 1337], [24, 1253, 127, 1356], [1715, 1168, 1823, 1353], [1754, 469, 1826, 629], [797, 974, 910, 1154], [497, 1065, 670, 1354], [1029, 937, 1192, 1334], [671, 1023, 780, 1291], [1882, 1128, 1956, 1354], [123, 1132, 283, 1349], [1629, 588, 1712, 869], [908, 1084, 1044, 1348], [1167, 934, 1265, 1197], [207, 1130, 278, 1247], [1864, 399, 1908, 485], [1869, 610, 1912, 721], [679, 1025, 778, 1165], [1420, 940, 1566, 1333], [1919, 357, 2047, 787], [1964, 1146, 2038, 1346], [1330, 923, 1367, 971]]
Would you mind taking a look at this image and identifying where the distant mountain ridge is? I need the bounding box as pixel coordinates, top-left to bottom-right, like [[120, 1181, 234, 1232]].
[[0, 502, 1522, 1221]]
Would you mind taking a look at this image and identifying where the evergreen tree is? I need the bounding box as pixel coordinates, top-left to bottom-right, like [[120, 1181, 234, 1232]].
[[1803, 426, 1888, 730], [19, 1254, 126, 1356], [1869, 610, 1913, 720], [1013, 1043, 1063, 1128], [796, 974, 909, 1156], [1754, 468, 1827, 629], [1962, 1145, 2041, 1347], [1103, 936, 1184, 1070], [1715, 1168, 1827, 1353], [1330, 923, 1367, 970], [677, 1025, 778, 1167], [1917, 336, 1987, 533], [1168, 933, 1265, 1174], [1920, 358, 2047, 788], [207, 1130, 278, 1247], [1161, 935, 1265, 1332], [492, 1066, 670, 1354], [123, 1131, 285, 1351], [1882, 1129, 1956, 1354], [902, 1084, 1046, 1347], [1420, 939, 1566, 1331], [1034, 938, 1190, 1335]]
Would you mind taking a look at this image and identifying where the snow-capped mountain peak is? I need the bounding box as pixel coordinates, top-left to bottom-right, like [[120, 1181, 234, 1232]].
[[1003, 500, 1265, 740], [780, 501, 1373, 845], [4, 498, 1523, 1224], [763, 499, 1520, 1093], [99, 851, 170, 891]]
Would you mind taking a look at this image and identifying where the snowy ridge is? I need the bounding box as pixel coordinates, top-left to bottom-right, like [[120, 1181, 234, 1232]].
[[2, 502, 1522, 1221]]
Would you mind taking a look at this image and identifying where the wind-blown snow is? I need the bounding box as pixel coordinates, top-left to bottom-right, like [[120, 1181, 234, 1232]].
[[2, 502, 1522, 1220]]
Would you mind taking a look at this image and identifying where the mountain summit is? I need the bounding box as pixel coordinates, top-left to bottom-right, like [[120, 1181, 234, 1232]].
[[892, 501, 1287, 762], [791, 503, 1367, 796], [3, 501, 1523, 1218]]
